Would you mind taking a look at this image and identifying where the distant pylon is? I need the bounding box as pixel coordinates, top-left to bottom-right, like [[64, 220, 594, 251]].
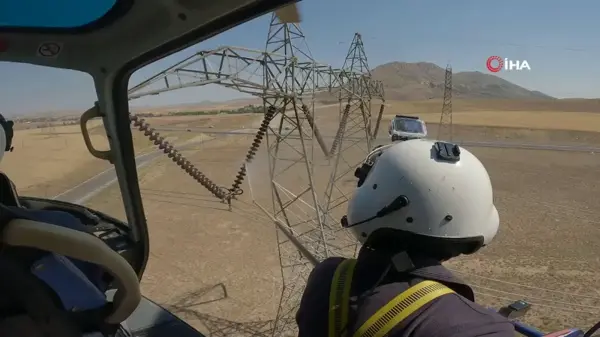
[[343, 33, 372, 75], [324, 32, 380, 220], [437, 64, 453, 141], [334, 33, 372, 149]]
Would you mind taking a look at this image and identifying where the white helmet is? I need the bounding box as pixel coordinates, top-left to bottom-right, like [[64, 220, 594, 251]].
[[345, 139, 499, 251]]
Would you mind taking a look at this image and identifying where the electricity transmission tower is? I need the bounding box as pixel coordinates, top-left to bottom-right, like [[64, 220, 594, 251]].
[[261, 15, 333, 337], [437, 64, 453, 141], [323, 33, 384, 240], [127, 14, 385, 337]]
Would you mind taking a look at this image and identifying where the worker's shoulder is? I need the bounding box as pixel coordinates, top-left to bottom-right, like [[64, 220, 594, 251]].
[[302, 257, 347, 303], [320, 256, 347, 266], [424, 293, 514, 336], [312, 256, 346, 275], [356, 282, 514, 337], [304, 257, 347, 288]]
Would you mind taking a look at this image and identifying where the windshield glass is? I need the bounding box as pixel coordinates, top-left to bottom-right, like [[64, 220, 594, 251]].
[[0, 62, 127, 221], [2, 2, 600, 336], [394, 118, 424, 133]]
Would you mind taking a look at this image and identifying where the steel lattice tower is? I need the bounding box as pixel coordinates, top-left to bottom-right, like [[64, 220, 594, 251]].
[[340, 33, 373, 147], [437, 64, 453, 141], [127, 15, 385, 337], [262, 14, 331, 337], [322, 33, 384, 248]]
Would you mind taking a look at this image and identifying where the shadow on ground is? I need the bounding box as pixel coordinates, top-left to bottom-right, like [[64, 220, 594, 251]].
[[165, 283, 275, 337]]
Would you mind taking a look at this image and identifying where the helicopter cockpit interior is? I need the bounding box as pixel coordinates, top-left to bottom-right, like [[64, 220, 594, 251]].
[[0, 0, 299, 336]]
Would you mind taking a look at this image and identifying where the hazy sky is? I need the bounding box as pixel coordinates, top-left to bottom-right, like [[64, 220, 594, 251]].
[[1, 0, 599, 116]]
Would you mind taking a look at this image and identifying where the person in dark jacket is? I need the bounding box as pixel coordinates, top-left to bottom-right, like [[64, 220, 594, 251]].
[[296, 139, 515, 337], [0, 113, 13, 160]]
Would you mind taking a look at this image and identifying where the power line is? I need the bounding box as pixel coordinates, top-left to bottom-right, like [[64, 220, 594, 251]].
[[449, 268, 600, 300], [337, 35, 600, 53], [470, 284, 600, 310], [476, 292, 599, 315]]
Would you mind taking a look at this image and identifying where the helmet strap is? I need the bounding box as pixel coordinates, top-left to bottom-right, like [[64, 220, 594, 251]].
[[353, 251, 416, 305]]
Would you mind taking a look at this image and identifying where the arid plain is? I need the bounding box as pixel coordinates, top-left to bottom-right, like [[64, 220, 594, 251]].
[[3, 98, 600, 335]]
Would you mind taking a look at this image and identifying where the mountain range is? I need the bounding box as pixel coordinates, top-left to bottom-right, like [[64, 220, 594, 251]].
[[367, 62, 553, 100], [12, 62, 591, 118]]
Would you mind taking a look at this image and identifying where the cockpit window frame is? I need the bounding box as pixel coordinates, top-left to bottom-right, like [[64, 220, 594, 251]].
[[109, 0, 298, 278]]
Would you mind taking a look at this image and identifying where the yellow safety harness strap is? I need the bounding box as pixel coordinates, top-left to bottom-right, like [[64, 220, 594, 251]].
[[353, 280, 455, 337], [328, 258, 358, 337]]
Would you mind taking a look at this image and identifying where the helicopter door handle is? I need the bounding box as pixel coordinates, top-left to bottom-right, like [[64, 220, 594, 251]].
[[80, 105, 113, 163]]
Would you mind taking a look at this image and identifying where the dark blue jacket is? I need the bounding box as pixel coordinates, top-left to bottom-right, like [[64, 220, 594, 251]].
[[296, 253, 514, 337]]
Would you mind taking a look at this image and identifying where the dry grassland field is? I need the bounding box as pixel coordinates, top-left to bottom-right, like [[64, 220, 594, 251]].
[[5, 99, 600, 335], [2, 122, 113, 198]]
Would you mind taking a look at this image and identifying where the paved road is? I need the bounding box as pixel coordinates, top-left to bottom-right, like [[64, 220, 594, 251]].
[[50, 106, 343, 203], [53, 126, 599, 204], [453, 140, 600, 153], [153, 127, 600, 154], [53, 150, 165, 204], [52, 129, 249, 204]]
